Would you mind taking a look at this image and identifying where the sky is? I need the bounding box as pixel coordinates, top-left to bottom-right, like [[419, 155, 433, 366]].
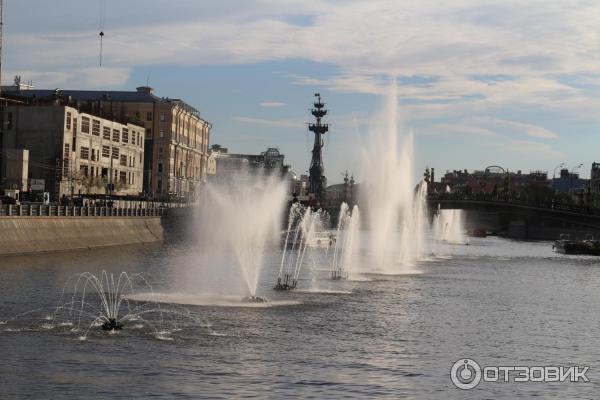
[[3, 0, 600, 183]]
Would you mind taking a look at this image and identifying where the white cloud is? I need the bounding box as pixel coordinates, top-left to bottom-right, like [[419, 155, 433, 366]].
[[7, 1, 600, 91], [467, 117, 559, 139], [259, 102, 286, 107], [232, 116, 302, 128]]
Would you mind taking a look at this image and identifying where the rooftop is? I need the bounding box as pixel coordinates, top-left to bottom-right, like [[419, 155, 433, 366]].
[[1, 86, 203, 119]]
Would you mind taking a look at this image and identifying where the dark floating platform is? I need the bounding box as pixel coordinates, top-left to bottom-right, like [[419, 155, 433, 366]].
[[101, 318, 123, 331], [554, 236, 600, 256], [242, 295, 268, 303], [274, 274, 297, 291]]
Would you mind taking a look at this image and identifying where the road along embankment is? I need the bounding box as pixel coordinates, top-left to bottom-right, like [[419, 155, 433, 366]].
[[0, 216, 163, 256]]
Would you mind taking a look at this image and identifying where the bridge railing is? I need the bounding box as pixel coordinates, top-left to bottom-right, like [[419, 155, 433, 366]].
[[428, 193, 600, 216], [0, 204, 165, 218]]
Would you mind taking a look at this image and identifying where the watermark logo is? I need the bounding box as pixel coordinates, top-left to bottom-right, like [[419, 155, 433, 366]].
[[451, 358, 482, 389], [451, 359, 590, 390]]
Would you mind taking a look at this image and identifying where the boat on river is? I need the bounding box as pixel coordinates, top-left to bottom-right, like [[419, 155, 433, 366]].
[[553, 234, 600, 255]]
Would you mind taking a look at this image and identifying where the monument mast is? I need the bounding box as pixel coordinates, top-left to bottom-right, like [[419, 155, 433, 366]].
[[308, 93, 328, 201]]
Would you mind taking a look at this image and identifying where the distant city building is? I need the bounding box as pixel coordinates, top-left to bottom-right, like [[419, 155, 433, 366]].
[[549, 168, 587, 194], [325, 172, 356, 206], [292, 174, 310, 198], [1, 104, 145, 199], [210, 145, 289, 181], [440, 168, 550, 197], [206, 152, 217, 176], [2, 84, 211, 200]]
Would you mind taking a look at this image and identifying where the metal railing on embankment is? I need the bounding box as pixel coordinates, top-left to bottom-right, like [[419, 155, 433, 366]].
[[0, 204, 164, 217]]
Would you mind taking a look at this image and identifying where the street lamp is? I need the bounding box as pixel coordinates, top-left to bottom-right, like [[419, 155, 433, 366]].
[[484, 165, 509, 201], [570, 163, 584, 194], [552, 162, 564, 179]]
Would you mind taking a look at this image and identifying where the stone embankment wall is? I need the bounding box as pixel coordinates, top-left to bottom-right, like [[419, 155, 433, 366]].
[[0, 217, 163, 256]]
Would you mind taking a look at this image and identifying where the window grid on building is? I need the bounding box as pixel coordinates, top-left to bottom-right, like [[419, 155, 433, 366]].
[[80, 146, 90, 160], [103, 127, 111, 140], [81, 117, 90, 133], [102, 145, 110, 158], [112, 147, 119, 159], [92, 120, 101, 136], [112, 129, 120, 142]]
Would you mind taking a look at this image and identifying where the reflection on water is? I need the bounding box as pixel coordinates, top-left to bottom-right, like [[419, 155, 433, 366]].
[[1, 237, 599, 398]]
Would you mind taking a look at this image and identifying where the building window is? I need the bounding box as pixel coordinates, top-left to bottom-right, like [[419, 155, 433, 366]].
[[158, 163, 163, 173], [102, 145, 110, 158], [135, 111, 141, 122], [131, 132, 136, 146], [145, 128, 152, 139], [92, 120, 101, 136], [80, 146, 90, 160], [81, 116, 90, 133], [112, 129, 120, 142], [66, 112, 72, 130], [112, 147, 119, 159], [158, 146, 163, 156], [160, 129, 164, 138], [122, 128, 129, 143], [147, 112, 153, 121], [80, 165, 89, 177], [120, 154, 127, 166], [119, 171, 127, 184], [102, 126, 111, 140], [160, 112, 166, 122]]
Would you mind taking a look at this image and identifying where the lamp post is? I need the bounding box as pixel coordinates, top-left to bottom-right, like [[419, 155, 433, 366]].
[[553, 162, 564, 180], [570, 163, 583, 196], [551, 162, 564, 194], [484, 165, 509, 201]]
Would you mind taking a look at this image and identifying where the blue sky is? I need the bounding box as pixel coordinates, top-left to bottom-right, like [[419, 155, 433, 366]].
[[4, 0, 600, 182]]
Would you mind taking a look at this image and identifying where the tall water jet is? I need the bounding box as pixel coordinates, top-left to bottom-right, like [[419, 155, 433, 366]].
[[197, 170, 287, 298], [331, 203, 361, 279], [360, 82, 428, 273], [330, 202, 349, 278], [433, 208, 465, 244], [276, 205, 327, 290]]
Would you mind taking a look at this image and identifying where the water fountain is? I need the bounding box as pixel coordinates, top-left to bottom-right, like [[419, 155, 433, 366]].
[[359, 82, 429, 273], [330, 202, 361, 280], [433, 207, 466, 244], [197, 170, 288, 301], [276, 204, 327, 290], [37, 270, 202, 340]]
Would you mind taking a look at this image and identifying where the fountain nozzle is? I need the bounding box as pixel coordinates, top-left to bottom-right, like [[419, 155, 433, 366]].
[[101, 318, 123, 331]]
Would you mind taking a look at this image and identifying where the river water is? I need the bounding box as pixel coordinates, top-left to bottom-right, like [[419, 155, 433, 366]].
[[1, 236, 599, 399]]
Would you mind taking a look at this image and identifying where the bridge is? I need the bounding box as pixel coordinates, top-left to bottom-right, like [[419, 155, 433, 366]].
[[427, 194, 600, 240]]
